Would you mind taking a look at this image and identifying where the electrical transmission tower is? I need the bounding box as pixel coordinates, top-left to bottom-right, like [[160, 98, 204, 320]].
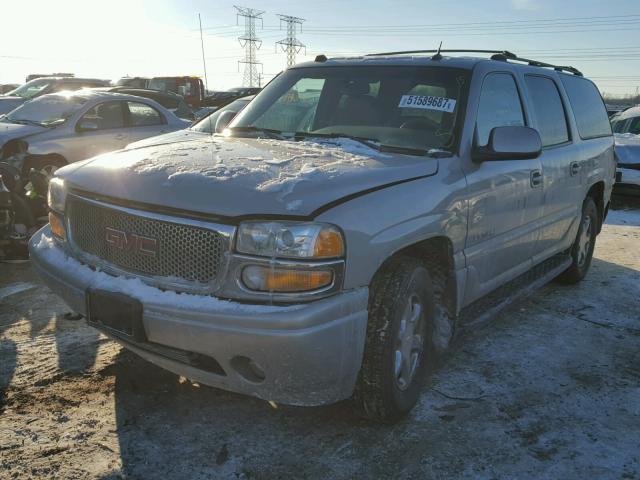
[[235, 5, 264, 87], [276, 14, 306, 69]]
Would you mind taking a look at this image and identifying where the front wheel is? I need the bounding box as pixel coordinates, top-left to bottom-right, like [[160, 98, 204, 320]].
[[556, 197, 598, 284], [354, 257, 436, 420]]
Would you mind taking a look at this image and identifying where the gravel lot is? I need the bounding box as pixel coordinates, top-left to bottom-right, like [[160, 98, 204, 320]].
[[1, 199, 639, 479]]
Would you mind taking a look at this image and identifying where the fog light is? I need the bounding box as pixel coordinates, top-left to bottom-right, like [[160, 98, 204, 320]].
[[49, 212, 66, 240], [242, 265, 333, 293]]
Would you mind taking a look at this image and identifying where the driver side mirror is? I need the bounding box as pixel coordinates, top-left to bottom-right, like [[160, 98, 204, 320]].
[[473, 126, 542, 162], [77, 120, 99, 132], [215, 110, 238, 134]]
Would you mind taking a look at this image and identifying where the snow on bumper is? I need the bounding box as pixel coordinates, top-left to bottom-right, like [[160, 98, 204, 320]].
[[29, 227, 369, 406]]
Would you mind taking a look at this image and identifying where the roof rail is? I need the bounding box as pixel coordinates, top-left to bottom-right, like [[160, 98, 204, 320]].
[[362, 49, 583, 76]]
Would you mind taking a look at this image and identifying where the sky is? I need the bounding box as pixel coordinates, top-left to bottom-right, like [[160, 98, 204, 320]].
[[1, 0, 639, 97]]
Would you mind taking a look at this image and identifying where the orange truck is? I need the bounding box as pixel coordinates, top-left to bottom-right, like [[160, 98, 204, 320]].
[[147, 76, 206, 108]]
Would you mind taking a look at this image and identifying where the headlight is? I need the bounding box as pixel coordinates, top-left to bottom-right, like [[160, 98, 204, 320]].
[[47, 177, 67, 214], [236, 221, 345, 259]]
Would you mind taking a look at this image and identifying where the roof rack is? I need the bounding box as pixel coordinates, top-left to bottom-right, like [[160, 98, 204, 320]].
[[362, 49, 583, 76]]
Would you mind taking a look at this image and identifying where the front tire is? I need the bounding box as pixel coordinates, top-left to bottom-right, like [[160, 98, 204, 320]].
[[354, 257, 436, 420], [556, 197, 598, 284], [24, 156, 66, 180]]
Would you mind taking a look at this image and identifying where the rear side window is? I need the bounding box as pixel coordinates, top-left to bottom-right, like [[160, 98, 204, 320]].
[[560, 75, 611, 139], [476, 73, 525, 146], [525, 76, 569, 147], [127, 102, 164, 126], [629, 117, 640, 135]]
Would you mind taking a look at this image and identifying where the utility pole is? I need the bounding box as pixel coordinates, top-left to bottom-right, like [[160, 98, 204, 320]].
[[234, 5, 264, 87], [276, 14, 305, 69], [198, 13, 209, 92]]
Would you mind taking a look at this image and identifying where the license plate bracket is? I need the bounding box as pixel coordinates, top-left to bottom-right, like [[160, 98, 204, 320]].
[[86, 289, 146, 342]]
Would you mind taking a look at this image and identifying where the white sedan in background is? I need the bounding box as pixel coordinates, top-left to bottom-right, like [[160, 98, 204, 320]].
[[0, 91, 190, 176]]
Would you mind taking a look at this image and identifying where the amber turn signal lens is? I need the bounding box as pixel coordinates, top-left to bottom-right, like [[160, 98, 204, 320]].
[[49, 212, 66, 240], [314, 229, 344, 258], [242, 266, 333, 293]]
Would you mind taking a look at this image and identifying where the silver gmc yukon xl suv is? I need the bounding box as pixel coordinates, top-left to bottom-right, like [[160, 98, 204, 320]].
[[30, 50, 615, 419]]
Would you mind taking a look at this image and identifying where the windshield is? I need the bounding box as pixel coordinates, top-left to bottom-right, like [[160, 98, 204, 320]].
[[192, 98, 251, 133], [6, 94, 87, 127], [229, 66, 470, 152], [6, 79, 52, 99], [148, 78, 178, 93]]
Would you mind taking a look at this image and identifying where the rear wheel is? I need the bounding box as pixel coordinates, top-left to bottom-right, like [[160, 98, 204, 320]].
[[354, 257, 436, 420], [24, 156, 66, 180], [556, 197, 598, 284]]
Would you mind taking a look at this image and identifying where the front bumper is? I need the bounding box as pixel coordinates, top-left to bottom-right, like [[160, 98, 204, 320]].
[[29, 227, 369, 406]]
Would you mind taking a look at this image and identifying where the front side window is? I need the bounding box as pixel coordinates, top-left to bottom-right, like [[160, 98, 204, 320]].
[[476, 73, 525, 146], [148, 78, 178, 94], [6, 94, 87, 127], [127, 102, 163, 127], [231, 66, 471, 152], [525, 75, 569, 147], [80, 101, 125, 130]]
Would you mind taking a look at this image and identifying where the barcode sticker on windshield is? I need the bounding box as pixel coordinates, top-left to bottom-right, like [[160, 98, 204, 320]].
[[398, 95, 456, 113]]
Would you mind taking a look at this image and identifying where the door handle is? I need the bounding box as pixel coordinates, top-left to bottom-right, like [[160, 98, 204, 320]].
[[570, 161, 580, 176], [530, 169, 543, 188]]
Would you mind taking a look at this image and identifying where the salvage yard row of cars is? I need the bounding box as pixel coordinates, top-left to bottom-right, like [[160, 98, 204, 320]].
[[0, 51, 637, 419]]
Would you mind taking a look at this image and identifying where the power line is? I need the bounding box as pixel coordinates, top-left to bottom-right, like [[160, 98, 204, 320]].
[[234, 5, 264, 88], [275, 14, 306, 69]]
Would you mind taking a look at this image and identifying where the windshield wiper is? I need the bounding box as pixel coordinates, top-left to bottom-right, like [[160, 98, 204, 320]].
[[294, 132, 448, 157], [9, 119, 46, 127], [226, 126, 284, 139]]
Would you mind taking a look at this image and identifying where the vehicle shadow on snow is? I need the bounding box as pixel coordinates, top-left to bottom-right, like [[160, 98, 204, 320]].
[[101, 256, 639, 478], [0, 338, 17, 414]]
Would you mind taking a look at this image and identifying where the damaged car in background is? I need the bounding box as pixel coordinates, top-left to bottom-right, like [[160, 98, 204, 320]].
[[0, 76, 111, 115], [611, 105, 640, 196], [0, 90, 189, 260]]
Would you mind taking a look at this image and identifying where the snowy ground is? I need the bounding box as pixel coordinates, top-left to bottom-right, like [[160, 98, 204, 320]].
[[1, 198, 639, 479]]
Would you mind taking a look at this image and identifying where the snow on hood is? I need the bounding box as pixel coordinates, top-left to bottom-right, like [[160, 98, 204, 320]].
[[126, 129, 207, 149], [0, 96, 26, 115], [0, 121, 47, 148], [614, 133, 640, 165], [58, 136, 439, 217]]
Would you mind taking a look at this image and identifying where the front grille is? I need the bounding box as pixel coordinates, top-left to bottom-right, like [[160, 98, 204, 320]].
[[66, 195, 227, 287]]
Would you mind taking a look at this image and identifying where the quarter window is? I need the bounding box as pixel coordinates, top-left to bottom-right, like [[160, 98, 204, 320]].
[[127, 102, 163, 127], [476, 73, 525, 146], [80, 101, 125, 130], [560, 75, 611, 139], [525, 76, 569, 147]]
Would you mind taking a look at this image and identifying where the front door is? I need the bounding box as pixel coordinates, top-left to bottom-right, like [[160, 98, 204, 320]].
[[462, 72, 544, 304], [65, 101, 130, 163]]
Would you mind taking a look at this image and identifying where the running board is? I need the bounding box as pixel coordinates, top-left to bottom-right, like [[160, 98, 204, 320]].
[[458, 253, 572, 329]]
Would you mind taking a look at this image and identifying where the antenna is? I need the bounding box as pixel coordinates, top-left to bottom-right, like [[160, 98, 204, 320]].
[[234, 5, 264, 88], [431, 41, 443, 61], [198, 13, 209, 91]]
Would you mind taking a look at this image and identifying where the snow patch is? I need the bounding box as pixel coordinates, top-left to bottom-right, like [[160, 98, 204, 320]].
[[34, 233, 302, 314], [605, 208, 640, 227]]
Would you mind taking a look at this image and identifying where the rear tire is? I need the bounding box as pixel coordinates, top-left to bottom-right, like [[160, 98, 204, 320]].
[[556, 197, 598, 284], [354, 257, 436, 420]]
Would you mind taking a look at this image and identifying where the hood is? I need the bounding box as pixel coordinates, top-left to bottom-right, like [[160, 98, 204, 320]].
[[126, 129, 204, 149], [0, 122, 48, 148], [58, 136, 439, 217], [614, 133, 640, 165], [0, 96, 26, 115]]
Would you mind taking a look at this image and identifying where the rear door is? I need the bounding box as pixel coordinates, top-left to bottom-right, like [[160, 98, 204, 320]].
[[522, 74, 580, 261], [462, 71, 544, 304], [124, 101, 169, 143]]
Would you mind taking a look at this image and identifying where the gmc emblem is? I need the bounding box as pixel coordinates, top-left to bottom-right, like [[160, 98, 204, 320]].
[[105, 227, 158, 257]]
